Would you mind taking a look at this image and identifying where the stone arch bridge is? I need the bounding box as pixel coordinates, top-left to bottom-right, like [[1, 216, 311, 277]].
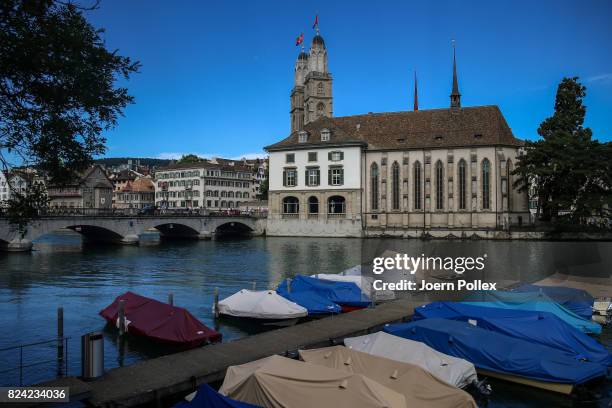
[[0, 214, 266, 252]]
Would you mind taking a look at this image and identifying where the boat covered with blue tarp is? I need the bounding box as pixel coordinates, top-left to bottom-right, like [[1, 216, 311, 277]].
[[512, 284, 594, 320], [414, 302, 612, 366], [277, 276, 370, 312], [277, 289, 341, 315], [173, 384, 260, 408], [462, 290, 601, 334], [384, 318, 607, 387]]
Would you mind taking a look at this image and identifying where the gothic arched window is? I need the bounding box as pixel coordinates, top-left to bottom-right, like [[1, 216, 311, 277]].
[[435, 160, 444, 210], [458, 159, 467, 210], [391, 161, 400, 210], [317, 82, 324, 95], [482, 158, 491, 209], [413, 161, 422, 210], [371, 163, 379, 210]]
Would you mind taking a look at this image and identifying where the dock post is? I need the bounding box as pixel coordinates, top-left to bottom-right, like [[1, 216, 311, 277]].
[[168, 292, 174, 306], [287, 278, 292, 294], [57, 307, 64, 376], [252, 281, 257, 290], [213, 287, 219, 318], [118, 300, 126, 336]]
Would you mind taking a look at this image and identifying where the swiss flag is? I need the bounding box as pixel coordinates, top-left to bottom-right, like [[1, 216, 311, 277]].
[[295, 32, 304, 46]]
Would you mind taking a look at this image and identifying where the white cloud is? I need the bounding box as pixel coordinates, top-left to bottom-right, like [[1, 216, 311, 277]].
[[585, 73, 612, 83], [156, 151, 267, 160]]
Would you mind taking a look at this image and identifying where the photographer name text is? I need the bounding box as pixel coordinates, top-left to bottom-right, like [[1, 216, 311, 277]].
[[373, 279, 497, 291]]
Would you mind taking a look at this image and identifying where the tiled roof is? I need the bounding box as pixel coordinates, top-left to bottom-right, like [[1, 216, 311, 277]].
[[265, 105, 523, 151], [157, 160, 252, 173], [120, 177, 155, 193]]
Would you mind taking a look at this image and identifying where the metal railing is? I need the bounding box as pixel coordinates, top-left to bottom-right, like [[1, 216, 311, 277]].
[[0, 337, 70, 386]]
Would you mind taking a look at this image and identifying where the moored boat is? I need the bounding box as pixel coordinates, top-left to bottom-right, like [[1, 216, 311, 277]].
[[463, 290, 601, 334], [343, 331, 478, 389], [384, 318, 607, 394], [100, 291, 221, 347], [174, 383, 260, 408], [217, 289, 307, 326], [299, 345, 477, 407], [414, 301, 612, 366], [277, 275, 371, 313], [512, 284, 594, 320]]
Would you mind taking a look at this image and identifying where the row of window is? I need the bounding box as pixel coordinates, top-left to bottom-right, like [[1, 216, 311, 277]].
[[286, 151, 344, 164], [283, 166, 344, 187], [205, 180, 250, 188], [157, 179, 200, 188], [115, 193, 155, 201], [282, 196, 346, 215], [370, 158, 499, 211], [156, 170, 251, 179]]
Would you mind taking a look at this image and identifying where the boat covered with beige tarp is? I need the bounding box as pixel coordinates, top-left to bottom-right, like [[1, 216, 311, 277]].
[[299, 346, 477, 408], [219, 355, 407, 408], [344, 331, 478, 388]]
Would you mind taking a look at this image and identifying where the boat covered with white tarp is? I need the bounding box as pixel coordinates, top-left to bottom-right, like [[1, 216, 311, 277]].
[[217, 289, 307, 320], [344, 331, 478, 389]]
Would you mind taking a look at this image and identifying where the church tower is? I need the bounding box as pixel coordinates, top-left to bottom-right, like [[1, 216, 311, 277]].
[[303, 33, 333, 125], [450, 43, 461, 109], [290, 51, 308, 132]]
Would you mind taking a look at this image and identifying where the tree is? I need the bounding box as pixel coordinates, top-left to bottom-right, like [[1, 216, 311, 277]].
[[513, 77, 611, 224], [177, 154, 202, 164], [0, 0, 139, 228]]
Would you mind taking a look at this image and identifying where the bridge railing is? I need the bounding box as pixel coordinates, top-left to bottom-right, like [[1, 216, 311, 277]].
[[0, 207, 266, 218]]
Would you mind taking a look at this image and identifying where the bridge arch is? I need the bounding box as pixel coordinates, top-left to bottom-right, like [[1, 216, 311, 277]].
[[152, 222, 201, 239], [214, 221, 254, 238]]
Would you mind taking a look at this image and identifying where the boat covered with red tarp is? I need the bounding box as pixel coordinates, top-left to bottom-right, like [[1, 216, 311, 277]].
[[100, 291, 221, 347]]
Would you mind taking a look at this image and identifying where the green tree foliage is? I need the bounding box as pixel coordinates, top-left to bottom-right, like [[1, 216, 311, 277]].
[[177, 154, 202, 164], [0, 0, 139, 229], [513, 77, 611, 225]]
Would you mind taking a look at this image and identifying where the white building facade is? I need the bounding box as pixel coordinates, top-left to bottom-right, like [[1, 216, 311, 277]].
[[154, 160, 252, 210]]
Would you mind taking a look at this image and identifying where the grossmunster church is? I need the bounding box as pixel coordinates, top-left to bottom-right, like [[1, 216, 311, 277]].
[[265, 29, 530, 238]]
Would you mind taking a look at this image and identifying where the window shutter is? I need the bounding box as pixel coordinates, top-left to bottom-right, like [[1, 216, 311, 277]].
[[305, 169, 309, 186], [282, 170, 287, 187], [340, 169, 344, 185], [328, 168, 331, 185], [328, 152, 332, 161], [316, 170, 320, 186], [340, 152, 344, 160]]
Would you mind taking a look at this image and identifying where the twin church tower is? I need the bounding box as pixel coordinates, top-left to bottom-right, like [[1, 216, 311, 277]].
[[289, 29, 465, 132], [290, 33, 333, 132]]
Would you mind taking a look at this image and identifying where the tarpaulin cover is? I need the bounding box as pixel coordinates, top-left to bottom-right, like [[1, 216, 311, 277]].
[[277, 275, 370, 309], [311, 273, 396, 301], [173, 384, 260, 408], [414, 302, 612, 367], [100, 291, 221, 346], [463, 290, 601, 334], [217, 289, 308, 319], [276, 286, 341, 315], [384, 318, 607, 384], [299, 346, 477, 408], [513, 284, 594, 320], [219, 355, 408, 408], [344, 331, 478, 388]]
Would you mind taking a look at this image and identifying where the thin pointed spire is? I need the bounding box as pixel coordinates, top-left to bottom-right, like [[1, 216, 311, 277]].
[[413, 71, 419, 111], [450, 39, 461, 109]]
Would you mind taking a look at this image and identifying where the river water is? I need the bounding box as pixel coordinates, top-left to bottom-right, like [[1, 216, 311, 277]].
[[1, 231, 611, 407]]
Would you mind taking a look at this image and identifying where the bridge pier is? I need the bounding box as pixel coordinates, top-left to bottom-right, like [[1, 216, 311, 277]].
[[197, 231, 215, 240], [120, 234, 140, 246], [2, 238, 33, 252]]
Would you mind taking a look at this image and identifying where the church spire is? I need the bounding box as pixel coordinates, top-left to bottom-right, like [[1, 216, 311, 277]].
[[413, 71, 419, 111], [450, 40, 461, 109]]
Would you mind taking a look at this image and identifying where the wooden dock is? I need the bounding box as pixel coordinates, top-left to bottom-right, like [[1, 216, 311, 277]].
[[42, 297, 425, 407]]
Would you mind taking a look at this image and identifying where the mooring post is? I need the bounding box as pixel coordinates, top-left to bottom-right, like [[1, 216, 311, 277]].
[[213, 287, 219, 318], [57, 307, 64, 376], [252, 281, 257, 291], [118, 299, 126, 336], [287, 278, 292, 294], [168, 292, 174, 306]]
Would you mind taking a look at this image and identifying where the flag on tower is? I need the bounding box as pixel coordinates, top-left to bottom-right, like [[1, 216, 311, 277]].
[[295, 32, 304, 46], [312, 15, 318, 29]]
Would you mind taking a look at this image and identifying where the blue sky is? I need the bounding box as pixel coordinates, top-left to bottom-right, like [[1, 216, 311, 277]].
[[87, 0, 612, 159]]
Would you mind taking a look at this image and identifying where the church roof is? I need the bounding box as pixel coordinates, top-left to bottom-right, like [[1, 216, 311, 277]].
[[312, 34, 325, 47], [265, 105, 523, 151]]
